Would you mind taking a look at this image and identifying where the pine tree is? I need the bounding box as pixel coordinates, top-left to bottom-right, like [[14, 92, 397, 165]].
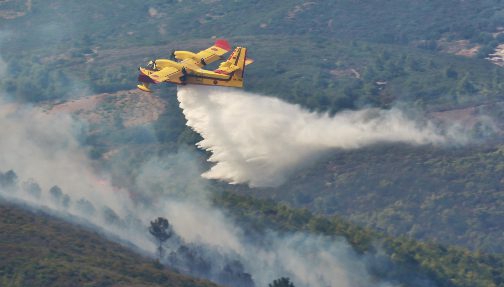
[[269, 277, 295, 287], [149, 217, 173, 259]]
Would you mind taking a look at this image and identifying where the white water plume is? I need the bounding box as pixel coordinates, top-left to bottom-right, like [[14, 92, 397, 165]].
[[177, 86, 445, 187]]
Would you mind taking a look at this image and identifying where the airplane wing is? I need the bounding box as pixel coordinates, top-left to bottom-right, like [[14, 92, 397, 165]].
[[193, 39, 232, 66], [142, 66, 183, 83], [193, 68, 232, 80]]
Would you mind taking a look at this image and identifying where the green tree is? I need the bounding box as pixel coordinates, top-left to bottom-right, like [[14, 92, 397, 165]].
[[0, 170, 18, 189], [22, 180, 41, 198], [49, 185, 71, 208], [49, 185, 63, 202], [269, 277, 295, 287], [149, 217, 173, 259], [445, 66, 458, 79]]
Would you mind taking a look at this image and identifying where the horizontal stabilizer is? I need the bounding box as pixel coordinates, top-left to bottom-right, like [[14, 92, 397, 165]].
[[214, 47, 250, 75]]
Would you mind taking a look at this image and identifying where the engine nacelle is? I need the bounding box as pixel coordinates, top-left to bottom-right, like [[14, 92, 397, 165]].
[[173, 51, 199, 61]]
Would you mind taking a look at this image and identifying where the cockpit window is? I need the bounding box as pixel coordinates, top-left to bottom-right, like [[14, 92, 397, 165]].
[[146, 61, 157, 70]]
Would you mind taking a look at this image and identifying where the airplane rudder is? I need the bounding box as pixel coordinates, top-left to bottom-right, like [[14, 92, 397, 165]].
[[232, 48, 247, 81], [238, 47, 247, 69]]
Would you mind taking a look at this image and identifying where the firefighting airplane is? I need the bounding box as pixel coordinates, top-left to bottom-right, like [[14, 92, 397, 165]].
[[137, 39, 253, 92]]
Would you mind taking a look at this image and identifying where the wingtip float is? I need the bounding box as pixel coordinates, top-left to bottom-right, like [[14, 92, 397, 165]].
[[136, 39, 253, 92]]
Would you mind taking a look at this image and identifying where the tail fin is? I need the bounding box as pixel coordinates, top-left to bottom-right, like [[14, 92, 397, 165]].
[[214, 47, 249, 87], [232, 47, 248, 83]]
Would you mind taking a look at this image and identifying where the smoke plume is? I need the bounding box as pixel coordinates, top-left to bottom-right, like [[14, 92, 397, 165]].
[[0, 54, 6, 79], [0, 95, 408, 287], [177, 86, 445, 187]]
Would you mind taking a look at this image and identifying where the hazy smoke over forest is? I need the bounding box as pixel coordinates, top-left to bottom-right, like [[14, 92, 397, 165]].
[[0, 94, 405, 286], [0, 4, 498, 285], [177, 86, 447, 187]]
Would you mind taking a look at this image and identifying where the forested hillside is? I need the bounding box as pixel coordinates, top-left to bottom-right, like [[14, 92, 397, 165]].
[[215, 191, 504, 287], [0, 202, 220, 287], [3, 193, 504, 287], [233, 143, 504, 253], [2, 0, 504, 113], [1, 1, 504, 286], [3, 0, 502, 253]]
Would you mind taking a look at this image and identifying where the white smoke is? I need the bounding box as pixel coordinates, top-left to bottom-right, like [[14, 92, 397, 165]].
[[129, 151, 399, 287], [0, 99, 153, 250], [0, 32, 7, 79], [177, 86, 445, 187], [0, 54, 6, 78], [0, 95, 402, 287]]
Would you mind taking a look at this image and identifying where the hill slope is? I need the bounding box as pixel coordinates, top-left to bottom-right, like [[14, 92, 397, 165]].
[[1, 1, 504, 285], [234, 143, 504, 253], [0, 201, 219, 287], [215, 191, 504, 287]]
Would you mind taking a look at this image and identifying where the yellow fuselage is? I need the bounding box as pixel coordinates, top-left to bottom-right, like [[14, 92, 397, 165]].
[[137, 46, 248, 91]]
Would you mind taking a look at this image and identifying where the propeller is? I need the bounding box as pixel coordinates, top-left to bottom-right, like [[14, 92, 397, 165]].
[[170, 50, 176, 60]]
